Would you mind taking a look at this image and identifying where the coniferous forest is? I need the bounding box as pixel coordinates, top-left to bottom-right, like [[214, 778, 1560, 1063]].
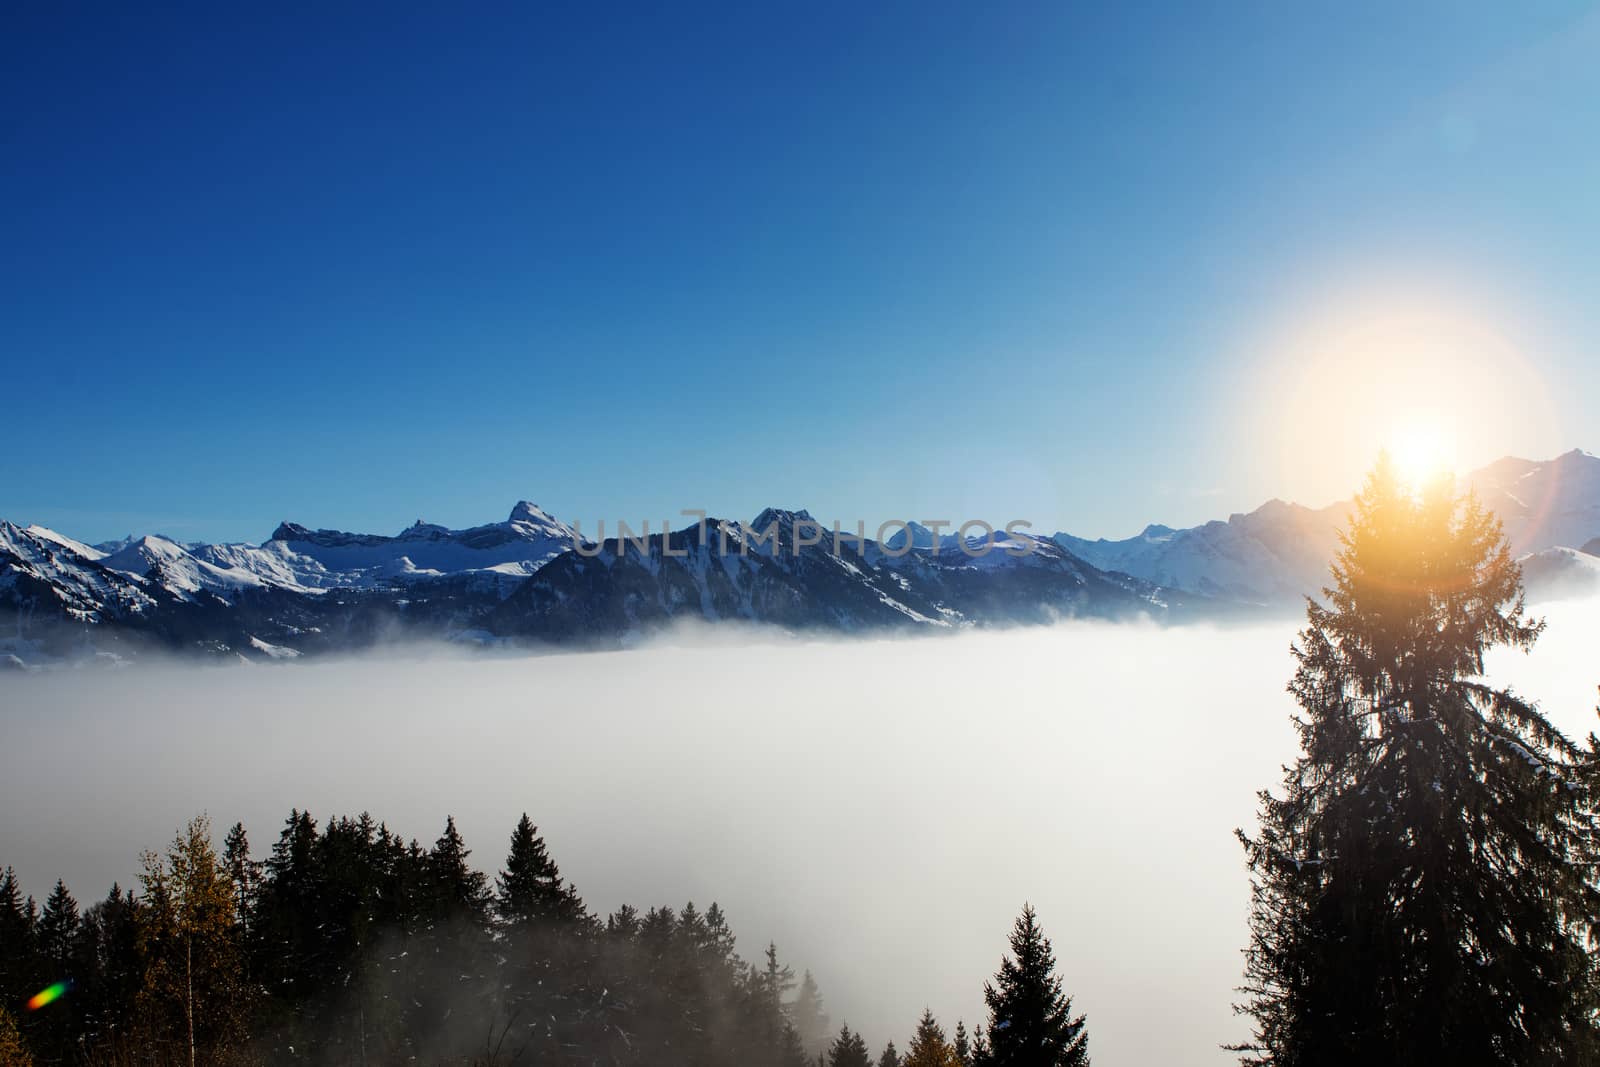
[[5, 458, 1600, 1066], [0, 808, 1080, 1066]]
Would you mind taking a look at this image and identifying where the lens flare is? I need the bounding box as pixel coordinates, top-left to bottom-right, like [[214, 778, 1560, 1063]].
[[1386, 422, 1454, 491], [26, 981, 70, 1011]]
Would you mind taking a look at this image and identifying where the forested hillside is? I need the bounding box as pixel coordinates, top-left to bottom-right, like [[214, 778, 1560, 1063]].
[[0, 814, 1086, 1067]]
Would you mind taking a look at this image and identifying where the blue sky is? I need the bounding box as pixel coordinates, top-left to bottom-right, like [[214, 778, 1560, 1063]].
[[4, 2, 1598, 544]]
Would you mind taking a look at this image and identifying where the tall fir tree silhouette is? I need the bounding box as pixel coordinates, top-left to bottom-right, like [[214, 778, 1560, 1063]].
[[494, 813, 586, 928], [1236, 456, 1600, 1064], [37, 881, 78, 973], [828, 1024, 873, 1067], [977, 905, 1087, 1066], [792, 968, 830, 1055]]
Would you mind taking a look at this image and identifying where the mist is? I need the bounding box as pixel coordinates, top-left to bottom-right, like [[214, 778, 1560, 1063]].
[[3, 604, 1596, 1065]]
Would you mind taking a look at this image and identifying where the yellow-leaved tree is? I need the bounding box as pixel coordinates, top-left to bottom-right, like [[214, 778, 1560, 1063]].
[[0, 1006, 32, 1067], [136, 814, 249, 1066], [902, 1009, 961, 1067]]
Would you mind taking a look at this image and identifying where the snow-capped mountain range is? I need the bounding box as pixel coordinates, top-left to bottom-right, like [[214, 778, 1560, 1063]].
[[1054, 448, 1600, 606], [4, 451, 1598, 666]]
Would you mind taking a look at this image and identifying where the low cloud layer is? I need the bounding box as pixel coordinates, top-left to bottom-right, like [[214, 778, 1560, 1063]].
[[4, 604, 1596, 1064]]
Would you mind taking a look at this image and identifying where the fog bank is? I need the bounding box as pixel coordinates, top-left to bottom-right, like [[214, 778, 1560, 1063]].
[[3, 604, 1596, 1064]]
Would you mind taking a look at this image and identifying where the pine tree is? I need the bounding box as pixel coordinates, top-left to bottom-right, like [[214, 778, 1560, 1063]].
[[78, 884, 141, 1048], [953, 1020, 971, 1066], [978, 904, 1087, 1066], [494, 813, 586, 928], [792, 968, 830, 1055], [1236, 457, 1600, 1065], [607, 903, 641, 938], [762, 941, 797, 1012], [427, 815, 490, 920], [220, 822, 259, 935], [37, 881, 78, 973], [903, 1009, 960, 1067], [0, 868, 39, 1018], [879, 1041, 902, 1067], [780, 1020, 813, 1067], [828, 1024, 873, 1067], [31, 881, 81, 1061]]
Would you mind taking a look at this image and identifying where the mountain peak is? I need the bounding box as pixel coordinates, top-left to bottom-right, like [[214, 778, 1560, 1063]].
[[750, 507, 817, 530], [508, 500, 555, 525]]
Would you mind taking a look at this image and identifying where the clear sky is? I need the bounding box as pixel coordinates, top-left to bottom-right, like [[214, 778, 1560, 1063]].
[[4, 2, 1598, 545]]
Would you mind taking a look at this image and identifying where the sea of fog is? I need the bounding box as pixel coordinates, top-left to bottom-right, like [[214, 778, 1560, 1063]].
[[3, 601, 1597, 1065]]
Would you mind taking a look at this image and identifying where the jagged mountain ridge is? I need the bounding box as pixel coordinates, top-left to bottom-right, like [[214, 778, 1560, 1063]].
[[1054, 449, 1600, 607], [6, 449, 1598, 666], [0, 504, 1189, 665]]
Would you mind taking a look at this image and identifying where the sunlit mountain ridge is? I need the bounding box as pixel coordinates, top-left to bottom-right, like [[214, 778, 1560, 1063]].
[[3, 450, 1597, 667]]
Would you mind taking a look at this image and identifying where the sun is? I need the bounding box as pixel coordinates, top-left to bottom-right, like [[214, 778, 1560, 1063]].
[[1386, 422, 1454, 492]]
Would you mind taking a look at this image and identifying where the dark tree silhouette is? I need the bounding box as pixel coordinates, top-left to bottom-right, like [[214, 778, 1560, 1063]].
[[1236, 457, 1600, 1065], [977, 905, 1088, 1066]]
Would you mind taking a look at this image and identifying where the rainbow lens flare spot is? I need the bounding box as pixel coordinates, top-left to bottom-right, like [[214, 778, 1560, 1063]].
[[27, 981, 69, 1011]]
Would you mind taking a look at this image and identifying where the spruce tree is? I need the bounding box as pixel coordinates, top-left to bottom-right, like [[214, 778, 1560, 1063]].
[[792, 969, 830, 1055], [494, 813, 585, 928], [37, 881, 78, 974], [780, 1020, 813, 1067], [879, 1040, 902, 1067], [762, 941, 797, 1011], [0, 867, 39, 1016], [425, 815, 490, 924], [220, 822, 258, 935], [78, 884, 140, 1047], [1236, 457, 1600, 1065], [828, 1024, 873, 1067], [978, 904, 1088, 1066], [903, 1009, 960, 1067], [953, 1020, 971, 1066]]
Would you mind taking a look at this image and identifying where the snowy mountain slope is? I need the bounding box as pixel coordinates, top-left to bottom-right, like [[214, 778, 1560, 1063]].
[[100, 534, 271, 599], [0, 521, 160, 624], [0, 521, 185, 664], [1518, 546, 1600, 602], [1055, 499, 1348, 607], [80, 501, 588, 599], [1055, 450, 1600, 608], [260, 501, 582, 588], [487, 509, 1171, 642], [5, 449, 1597, 664], [491, 511, 952, 640], [1467, 449, 1600, 556], [25, 524, 108, 561]]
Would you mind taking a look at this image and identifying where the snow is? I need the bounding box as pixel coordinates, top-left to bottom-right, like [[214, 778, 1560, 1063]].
[[247, 635, 302, 660], [37, 502, 587, 599], [24, 525, 107, 560], [0, 520, 158, 622], [100, 535, 270, 599], [1517, 546, 1600, 603], [263, 501, 579, 587], [1052, 451, 1600, 607]]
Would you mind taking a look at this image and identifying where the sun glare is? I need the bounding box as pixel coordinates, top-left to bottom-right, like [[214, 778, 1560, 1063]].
[[1386, 422, 1454, 492]]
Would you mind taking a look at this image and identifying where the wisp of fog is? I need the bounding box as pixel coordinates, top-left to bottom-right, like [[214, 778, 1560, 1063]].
[[4, 603, 1597, 1065]]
